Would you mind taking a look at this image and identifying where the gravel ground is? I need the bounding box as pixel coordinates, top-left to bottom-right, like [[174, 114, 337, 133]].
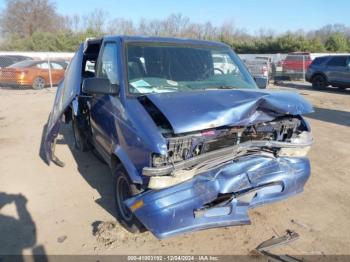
[[0, 82, 350, 257]]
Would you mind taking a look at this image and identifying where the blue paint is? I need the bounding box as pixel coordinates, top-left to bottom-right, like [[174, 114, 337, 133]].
[[126, 156, 310, 239], [44, 36, 313, 239], [145, 89, 313, 134]]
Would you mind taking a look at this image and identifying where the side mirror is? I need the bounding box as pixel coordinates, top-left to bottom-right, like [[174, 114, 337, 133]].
[[254, 76, 268, 89], [82, 77, 119, 95]]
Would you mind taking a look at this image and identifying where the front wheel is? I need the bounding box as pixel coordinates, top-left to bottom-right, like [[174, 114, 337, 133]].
[[113, 166, 145, 233], [312, 75, 327, 89]]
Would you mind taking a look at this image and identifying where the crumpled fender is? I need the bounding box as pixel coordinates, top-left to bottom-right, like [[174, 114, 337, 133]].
[[113, 145, 143, 184]]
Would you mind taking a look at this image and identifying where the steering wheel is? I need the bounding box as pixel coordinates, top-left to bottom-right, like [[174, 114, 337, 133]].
[[201, 67, 224, 79]]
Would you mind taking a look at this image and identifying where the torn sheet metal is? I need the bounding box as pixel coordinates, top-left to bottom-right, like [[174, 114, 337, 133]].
[[125, 155, 310, 239], [256, 230, 299, 252], [256, 230, 302, 262], [143, 134, 313, 179], [145, 89, 314, 134]]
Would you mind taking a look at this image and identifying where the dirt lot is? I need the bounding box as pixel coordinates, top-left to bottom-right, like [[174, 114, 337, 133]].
[[1, 82, 350, 256]]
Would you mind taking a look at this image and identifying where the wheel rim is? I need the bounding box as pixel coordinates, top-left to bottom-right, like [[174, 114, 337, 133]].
[[116, 176, 133, 221], [34, 77, 45, 89]]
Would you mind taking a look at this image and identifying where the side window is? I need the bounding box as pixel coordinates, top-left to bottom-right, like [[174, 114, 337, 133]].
[[312, 57, 327, 65], [327, 56, 347, 67], [36, 62, 50, 69], [97, 42, 118, 84], [50, 62, 64, 70]]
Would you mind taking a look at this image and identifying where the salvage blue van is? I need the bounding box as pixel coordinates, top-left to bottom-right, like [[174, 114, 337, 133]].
[[44, 36, 313, 239]]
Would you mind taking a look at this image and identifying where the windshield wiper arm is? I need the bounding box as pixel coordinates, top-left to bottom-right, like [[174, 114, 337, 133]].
[[206, 85, 238, 90]]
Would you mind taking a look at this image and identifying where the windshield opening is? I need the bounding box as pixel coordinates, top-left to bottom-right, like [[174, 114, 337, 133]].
[[126, 43, 257, 95]]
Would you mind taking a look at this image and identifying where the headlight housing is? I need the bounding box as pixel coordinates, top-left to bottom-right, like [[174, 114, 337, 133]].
[[279, 131, 313, 157]]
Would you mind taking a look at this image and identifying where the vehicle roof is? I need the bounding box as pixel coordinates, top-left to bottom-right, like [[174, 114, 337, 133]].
[[8, 59, 67, 68], [98, 35, 231, 48], [4, 55, 31, 59], [312, 55, 350, 61], [323, 55, 350, 58], [287, 52, 311, 55]]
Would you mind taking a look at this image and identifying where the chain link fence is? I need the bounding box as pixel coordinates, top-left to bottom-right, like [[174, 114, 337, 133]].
[[0, 52, 73, 89], [240, 53, 308, 84], [239, 52, 350, 85]]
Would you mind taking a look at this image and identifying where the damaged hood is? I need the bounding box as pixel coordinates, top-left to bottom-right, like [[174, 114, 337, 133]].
[[145, 89, 313, 134]]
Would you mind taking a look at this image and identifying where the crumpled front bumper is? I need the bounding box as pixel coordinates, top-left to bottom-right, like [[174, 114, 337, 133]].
[[125, 155, 310, 239]]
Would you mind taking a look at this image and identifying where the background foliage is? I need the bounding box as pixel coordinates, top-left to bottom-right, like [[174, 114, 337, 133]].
[[1, 0, 350, 53]]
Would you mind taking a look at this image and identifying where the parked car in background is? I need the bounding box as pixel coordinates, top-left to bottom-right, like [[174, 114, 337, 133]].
[[44, 36, 313, 239], [306, 55, 350, 90], [243, 58, 270, 88], [212, 53, 237, 74], [282, 52, 313, 79], [0, 55, 32, 68], [0, 60, 67, 89]]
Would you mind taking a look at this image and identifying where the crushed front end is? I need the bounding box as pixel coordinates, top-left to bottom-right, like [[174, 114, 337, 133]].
[[125, 115, 313, 239]]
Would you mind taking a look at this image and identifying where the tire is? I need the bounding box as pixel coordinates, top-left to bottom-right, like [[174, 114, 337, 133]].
[[312, 75, 327, 89], [113, 165, 145, 233], [32, 76, 46, 90], [71, 113, 90, 152]]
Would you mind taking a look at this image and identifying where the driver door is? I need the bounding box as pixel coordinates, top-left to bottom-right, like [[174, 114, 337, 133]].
[[44, 45, 84, 164]]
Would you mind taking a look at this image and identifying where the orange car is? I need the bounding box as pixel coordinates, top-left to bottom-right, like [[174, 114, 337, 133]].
[[0, 60, 67, 89]]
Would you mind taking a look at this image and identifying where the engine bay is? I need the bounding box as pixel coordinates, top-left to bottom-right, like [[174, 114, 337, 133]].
[[152, 117, 303, 168]]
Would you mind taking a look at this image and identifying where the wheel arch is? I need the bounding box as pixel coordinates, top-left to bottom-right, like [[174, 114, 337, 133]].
[[311, 72, 328, 83], [111, 146, 143, 185], [111, 154, 122, 172]]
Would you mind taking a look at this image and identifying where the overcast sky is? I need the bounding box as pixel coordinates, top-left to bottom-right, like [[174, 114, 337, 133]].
[[1, 0, 349, 34]]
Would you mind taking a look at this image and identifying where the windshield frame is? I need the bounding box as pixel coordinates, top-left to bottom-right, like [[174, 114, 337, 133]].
[[122, 40, 258, 97]]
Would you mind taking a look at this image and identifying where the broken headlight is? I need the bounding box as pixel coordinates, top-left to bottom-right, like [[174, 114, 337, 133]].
[[279, 131, 313, 157]]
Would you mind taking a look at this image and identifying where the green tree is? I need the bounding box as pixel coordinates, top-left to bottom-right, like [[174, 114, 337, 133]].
[[325, 33, 349, 52], [307, 38, 326, 52]]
